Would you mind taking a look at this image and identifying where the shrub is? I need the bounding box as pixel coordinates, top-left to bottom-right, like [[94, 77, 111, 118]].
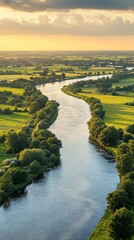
[[19, 148, 46, 166]]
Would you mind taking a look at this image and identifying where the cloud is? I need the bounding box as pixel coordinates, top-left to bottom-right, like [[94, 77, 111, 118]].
[[0, 13, 134, 36], [0, 0, 134, 12]]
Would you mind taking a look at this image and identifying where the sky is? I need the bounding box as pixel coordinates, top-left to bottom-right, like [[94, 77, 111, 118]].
[[0, 0, 134, 50]]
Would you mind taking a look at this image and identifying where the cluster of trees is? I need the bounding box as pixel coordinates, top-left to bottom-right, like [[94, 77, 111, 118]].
[[0, 128, 61, 204], [0, 70, 21, 75], [0, 90, 12, 103], [107, 140, 134, 240], [82, 97, 121, 147], [67, 72, 134, 96], [5, 128, 30, 153], [115, 84, 134, 93]]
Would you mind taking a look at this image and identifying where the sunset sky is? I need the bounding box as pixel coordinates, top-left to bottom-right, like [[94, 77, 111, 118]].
[[0, 0, 134, 50]]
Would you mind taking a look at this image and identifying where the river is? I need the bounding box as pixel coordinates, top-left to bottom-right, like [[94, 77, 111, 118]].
[[0, 75, 119, 240]]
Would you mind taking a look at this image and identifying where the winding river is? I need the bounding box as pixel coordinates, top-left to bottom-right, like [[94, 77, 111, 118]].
[[0, 76, 119, 240]]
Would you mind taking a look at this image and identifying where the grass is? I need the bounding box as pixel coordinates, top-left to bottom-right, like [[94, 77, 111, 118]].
[[0, 86, 29, 134], [89, 210, 111, 240], [0, 112, 30, 135], [0, 75, 31, 81], [113, 77, 134, 87], [0, 86, 24, 94], [80, 91, 134, 130]]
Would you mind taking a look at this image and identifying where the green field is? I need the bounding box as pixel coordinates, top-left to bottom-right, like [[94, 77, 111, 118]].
[[0, 112, 30, 134], [113, 77, 134, 87], [80, 91, 134, 130], [0, 75, 31, 81], [0, 86, 24, 94]]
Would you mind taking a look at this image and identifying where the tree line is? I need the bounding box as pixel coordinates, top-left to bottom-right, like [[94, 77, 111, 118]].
[[0, 79, 61, 205]]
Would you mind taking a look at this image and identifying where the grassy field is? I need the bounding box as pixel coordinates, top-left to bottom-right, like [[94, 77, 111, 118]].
[[0, 86, 29, 135], [79, 76, 134, 130], [0, 86, 24, 94], [113, 77, 134, 87], [0, 112, 30, 135], [0, 75, 31, 81], [80, 91, 134, 130]]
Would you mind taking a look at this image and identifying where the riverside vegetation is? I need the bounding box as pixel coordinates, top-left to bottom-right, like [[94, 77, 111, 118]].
[[0, 77, 62, 205], [62, 72, 134, 240]]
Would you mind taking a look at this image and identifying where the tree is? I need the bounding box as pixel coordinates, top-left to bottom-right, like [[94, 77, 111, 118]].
[[10, 168, 28, 185], [29, 102, 39, 114], [99, 126, 119, 146], [5, 130, 29, 153], [19, 148, 46, 166], [123, 133, 133, 143], [107, 190, 128, 212], [61, 72, 66, 80], [5, 131, 19, 153], [29, 160, 41, 174], [120, 179, 134, 205], [39, 69, 49, 76], [127, 124, 134, 134], [108, 207, 133, 240], [36, 95, 48, 109], [116, 143, 133, 176]]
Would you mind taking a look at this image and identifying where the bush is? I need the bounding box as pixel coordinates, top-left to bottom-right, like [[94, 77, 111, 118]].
[[19, 148, 46, 166]]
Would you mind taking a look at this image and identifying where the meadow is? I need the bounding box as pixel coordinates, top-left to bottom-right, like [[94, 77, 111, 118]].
[[80, 91, 134, 130], [79, 76, 134, 130], [0, 85, 30, 135], [0, 86, 24, 94], [0, 112, 30, 135]]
